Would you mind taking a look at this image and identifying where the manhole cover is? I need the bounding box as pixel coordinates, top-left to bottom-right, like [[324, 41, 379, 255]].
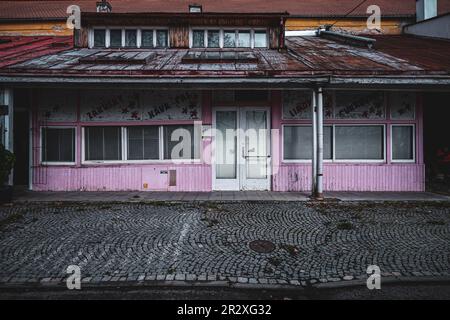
[[249, 240, 275, 253]]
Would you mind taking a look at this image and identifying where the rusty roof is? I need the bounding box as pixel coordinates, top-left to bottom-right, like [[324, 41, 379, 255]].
[[0, 34, 449, 83], [0, 36, 73, 68], [1, 0, 450, 20]]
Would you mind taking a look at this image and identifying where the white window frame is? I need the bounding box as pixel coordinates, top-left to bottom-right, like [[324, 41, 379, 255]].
[[108, 27, 124, 48], [333, 124, 386, 163], [281, 124, 386, 163], [123, 28, 139, 48], [189, 28, 268, 49], [89, 27, 169, 49], [281, 124, 333, 163], [40, 126, 76, 166], [125, 126, 161, 162], [390, 124, 416, 163], [82, 125, 201, 165], [89, 27, 107, 48], [82, 126, 123, 164]]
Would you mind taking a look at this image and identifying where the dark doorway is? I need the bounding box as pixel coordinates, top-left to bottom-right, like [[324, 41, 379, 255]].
[[13, 89, 31, 187], [423, 92, 450, 194]]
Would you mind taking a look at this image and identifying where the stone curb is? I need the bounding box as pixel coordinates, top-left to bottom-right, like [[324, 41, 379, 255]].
[[11, 198, 450, 205], [1, 276, 450, 291]]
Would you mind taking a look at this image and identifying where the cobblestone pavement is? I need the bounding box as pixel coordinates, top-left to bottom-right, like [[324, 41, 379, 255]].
[[0, 201, 449, 287]]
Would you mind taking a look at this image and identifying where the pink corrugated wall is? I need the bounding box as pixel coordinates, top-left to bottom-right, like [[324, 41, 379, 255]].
[[32, 90, 426, 192], [33, 164, 212, 192], [273, 164, 425, 192]]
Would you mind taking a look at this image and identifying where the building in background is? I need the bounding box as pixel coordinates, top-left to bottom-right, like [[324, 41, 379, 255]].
[[0, 0, 449, 194]]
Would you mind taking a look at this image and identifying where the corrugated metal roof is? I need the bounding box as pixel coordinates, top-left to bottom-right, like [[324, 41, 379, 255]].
[[1, 0, 449, 20], [0, 36, 73, 68], [0, 34, 449, 79]]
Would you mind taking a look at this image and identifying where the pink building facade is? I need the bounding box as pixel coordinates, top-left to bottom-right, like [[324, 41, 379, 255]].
[[30, 88, 423, 192]]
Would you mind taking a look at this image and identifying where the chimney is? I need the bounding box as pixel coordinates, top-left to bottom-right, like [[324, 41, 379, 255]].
[[96, 0, 112, 13], [416, 0, 437, 22]]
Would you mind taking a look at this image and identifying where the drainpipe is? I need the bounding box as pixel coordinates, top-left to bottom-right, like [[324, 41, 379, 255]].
[[2, 89, 14, 186], [316, 87, 324, 200], [311, 90, 317, 195]]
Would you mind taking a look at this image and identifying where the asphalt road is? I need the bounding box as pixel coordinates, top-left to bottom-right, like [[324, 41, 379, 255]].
[[1, 282, 450, 300]]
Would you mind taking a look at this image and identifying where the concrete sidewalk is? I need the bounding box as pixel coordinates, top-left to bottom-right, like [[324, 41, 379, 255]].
[[11, 190, 450, 203]]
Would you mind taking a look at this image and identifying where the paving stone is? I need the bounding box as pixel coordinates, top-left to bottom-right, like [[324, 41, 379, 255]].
[[207, 275, 216, 281], [0, 201, 449, 286], [186, 274, 197, 281], [237, 277, 248, 283], [165, 274, 175, 281], [175, 274, 185, 281], [343, 276, 354, 281]]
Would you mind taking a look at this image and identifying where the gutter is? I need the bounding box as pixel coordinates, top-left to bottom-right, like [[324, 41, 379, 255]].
[[1, 74, 450, 86]]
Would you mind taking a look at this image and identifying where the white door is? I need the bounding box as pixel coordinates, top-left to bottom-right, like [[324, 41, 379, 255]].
[[212, 107, 270, 191]]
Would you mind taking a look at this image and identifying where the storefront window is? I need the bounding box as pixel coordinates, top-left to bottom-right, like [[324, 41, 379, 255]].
[[392, 125, 414, 161], [283, 126, 332, 160], [85, 126, 122, 161], [335, 126, 384, 160], [42, 128, 75, 163], [127, 126, 159, 160]]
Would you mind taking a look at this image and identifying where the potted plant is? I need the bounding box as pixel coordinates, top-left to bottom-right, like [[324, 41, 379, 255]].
[[0, 143, 15, 203]]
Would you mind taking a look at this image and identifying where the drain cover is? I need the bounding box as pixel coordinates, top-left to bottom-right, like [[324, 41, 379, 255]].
[[249, 240, 275, 253]]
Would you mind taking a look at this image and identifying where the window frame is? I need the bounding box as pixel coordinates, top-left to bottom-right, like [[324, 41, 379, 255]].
[[124, 28, 138, 48], [89, 27, 170, 49], [333, 124, 386, 163], [82, 126, 124, 163], [281, 124, 333, 163], [281, 124, 386, 163], [390, 124, 416, 163], [189, 28, 268, 49], [81, 125, 201, 165], [40, 126, 76, 166]]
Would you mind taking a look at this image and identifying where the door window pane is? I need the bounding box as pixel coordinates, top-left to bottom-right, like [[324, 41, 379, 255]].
[[125, 30, 137, 47], [192, 30, 205, 48], [156, 30, 168, 47], [163, 125, 200, 160], [223, 30, 236, 48], [207, 30, 220, 48], [392, 126, 414, 160], [216, 111, 237, 179], [245, 110, 267, 179], [141, 30, 153, 47], [85, 127, 122, 161], [254, 30, 267, 48], [110, 29, 122, 47], [42, 128, 75, 162], [237, 31, 250, 47], [283, 126, 332, 160], [93, 29, 106, 47], [127, 126, 159, 160], [335, 126, 384, 160]]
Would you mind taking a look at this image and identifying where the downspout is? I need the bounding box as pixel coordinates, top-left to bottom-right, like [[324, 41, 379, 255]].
[[311, 90, 317, 195], [316, 87, 324, 199]]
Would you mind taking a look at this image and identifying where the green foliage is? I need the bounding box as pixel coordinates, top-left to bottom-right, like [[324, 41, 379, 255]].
[[0, 144, 15, 186]]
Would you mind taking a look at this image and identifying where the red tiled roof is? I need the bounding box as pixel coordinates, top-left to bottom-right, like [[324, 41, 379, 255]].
[[0, 36, 73, 68], [1, 0, 450, 20]]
